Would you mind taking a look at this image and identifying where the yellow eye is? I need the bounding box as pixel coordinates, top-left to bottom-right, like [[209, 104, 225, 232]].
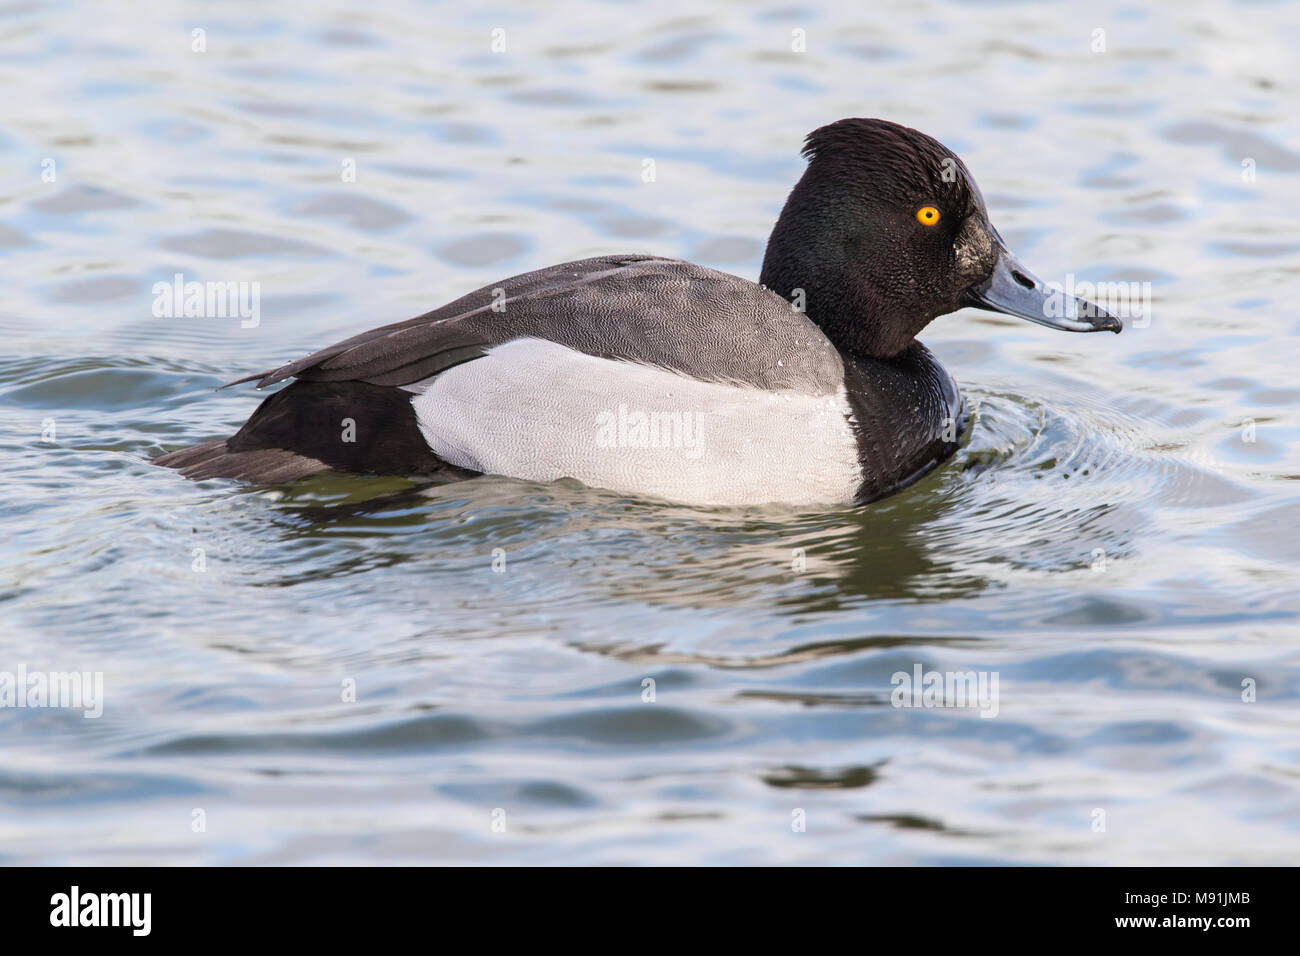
[[916, 205, 941, 226]]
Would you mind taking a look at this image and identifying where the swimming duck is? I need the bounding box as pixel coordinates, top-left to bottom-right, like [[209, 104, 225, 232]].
[[156, 118, 1120, 506]]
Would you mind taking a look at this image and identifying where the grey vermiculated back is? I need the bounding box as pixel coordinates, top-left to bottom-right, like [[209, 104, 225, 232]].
[[243, 255, 847, 394]]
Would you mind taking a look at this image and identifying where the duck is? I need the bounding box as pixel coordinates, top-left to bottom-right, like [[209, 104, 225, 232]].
[[155, 118, 1120, 506]]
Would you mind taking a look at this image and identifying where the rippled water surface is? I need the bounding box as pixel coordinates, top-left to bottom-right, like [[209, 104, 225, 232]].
[[2, 0, 1299, 864]]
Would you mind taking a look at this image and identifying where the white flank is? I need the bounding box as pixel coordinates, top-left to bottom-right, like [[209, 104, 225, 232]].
[[408, 338, 861, 506]]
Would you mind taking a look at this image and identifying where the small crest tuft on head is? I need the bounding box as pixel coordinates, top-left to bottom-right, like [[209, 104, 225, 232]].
[[800, 118, 975, 206]]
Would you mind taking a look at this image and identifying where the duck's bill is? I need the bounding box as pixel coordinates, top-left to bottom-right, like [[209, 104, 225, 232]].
[[962, 247, 1122, 333]]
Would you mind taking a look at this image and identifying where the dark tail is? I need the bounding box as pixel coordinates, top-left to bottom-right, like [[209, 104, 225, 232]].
[[155, 379, 459, 483], [153, 438, 330, 482]]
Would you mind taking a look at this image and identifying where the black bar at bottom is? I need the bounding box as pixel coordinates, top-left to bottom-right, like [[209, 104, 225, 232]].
[[0, 866, 1279, 941]]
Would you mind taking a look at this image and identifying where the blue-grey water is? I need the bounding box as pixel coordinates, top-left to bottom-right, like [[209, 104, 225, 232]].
[[2, 0, 1299, 864]]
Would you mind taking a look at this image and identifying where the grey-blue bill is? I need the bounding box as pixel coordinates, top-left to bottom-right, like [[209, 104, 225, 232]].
[[963, 241, 1123, 333]]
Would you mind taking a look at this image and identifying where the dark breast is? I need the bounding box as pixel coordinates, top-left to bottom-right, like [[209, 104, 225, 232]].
[[841, 342, 966, 504]]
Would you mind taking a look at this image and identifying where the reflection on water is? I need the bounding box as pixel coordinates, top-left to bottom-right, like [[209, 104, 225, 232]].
[[1, 0, 1299, 864]]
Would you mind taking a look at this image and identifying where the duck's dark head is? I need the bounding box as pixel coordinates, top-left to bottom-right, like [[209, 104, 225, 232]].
[[760, 117, 1121, 359]]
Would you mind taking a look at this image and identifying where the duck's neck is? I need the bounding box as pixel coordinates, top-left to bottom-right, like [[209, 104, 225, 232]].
[[759, 188, 918, 361]]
